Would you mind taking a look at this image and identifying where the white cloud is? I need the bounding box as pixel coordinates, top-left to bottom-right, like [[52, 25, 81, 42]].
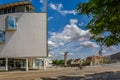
[[49, 3, 76, 15], [59, 52, 64, 55], [39, 0, 47, 12], [48, 40, 65, 49], [50, 19, 92, 42], [78, 22, 85, 26], [58, 52, 73, 56], [103, 46, 120, 55], [48, 40, 56, 49], [40, 0, 44, 3], [59, 42, 64, 46], [49, 32, 56, 36], [48, 19, 120, 58], [70, 19, 78, 25], [48, 19, 101, 59], [48, 17, 53, 21], [106, 46, 118, 51], [60, 10, 76, 16], [49, 19, 92, 49], [49, 3, 63, 10], [80, 41, 99, 48]]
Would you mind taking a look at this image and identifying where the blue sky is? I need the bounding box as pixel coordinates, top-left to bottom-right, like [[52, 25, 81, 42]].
[[47, 0, 120, 59], [0, 0, 120, 59]]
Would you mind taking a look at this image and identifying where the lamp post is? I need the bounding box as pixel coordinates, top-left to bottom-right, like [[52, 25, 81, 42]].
[[64, 52, 68, 67]]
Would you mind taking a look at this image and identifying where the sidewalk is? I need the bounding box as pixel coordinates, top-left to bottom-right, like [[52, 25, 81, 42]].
[[0, 63, 120, 80]]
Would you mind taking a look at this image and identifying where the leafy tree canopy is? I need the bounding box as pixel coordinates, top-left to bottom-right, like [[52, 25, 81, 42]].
[[77, 0, 120, 47], [52, 60, 64, 66]]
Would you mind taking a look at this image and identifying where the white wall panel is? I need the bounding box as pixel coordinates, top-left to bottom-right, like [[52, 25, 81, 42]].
[[0, 13, 47, 58]]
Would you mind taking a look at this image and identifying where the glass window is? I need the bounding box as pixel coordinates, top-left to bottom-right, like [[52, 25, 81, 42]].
[[4, 9, 7, 14], [0, 31, 5, 43], [6, 16, 17, 31], [8, 8, 11, 13], [12, 7, 15, 13], [0, 58, 5, 66], [0, 10, 4, 14], [26, 6, 29, 12], [15, 6, 25, 12], [35, 59, 42, 68]]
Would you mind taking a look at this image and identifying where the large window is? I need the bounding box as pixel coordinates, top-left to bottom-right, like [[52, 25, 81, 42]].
[[6, 16, 17, 31], [35, 59, 42, 68], [1, 5, 32, 15], [0, 58, 5, 66], [0, 31, 5, 43]]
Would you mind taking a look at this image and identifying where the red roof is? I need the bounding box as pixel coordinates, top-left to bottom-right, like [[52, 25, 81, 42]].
[[86, 55, 104, 60]]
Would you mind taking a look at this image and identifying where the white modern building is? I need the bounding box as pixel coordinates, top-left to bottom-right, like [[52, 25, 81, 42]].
[[0, 1, 47, 71]]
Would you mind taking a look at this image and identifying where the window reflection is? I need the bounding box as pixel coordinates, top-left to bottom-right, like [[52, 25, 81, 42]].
[[0, 31, 5, 43], [6, 16, 17, 31]]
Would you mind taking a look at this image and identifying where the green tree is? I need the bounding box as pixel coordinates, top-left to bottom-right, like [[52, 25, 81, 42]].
[[77, 0, 120, 47], [59, 60, 65, 65], [52, 60, 59, 65], [52, 60, 65, 66]]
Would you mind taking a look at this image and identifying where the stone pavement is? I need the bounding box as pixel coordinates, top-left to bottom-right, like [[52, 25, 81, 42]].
[[0, 63, 120, 80]]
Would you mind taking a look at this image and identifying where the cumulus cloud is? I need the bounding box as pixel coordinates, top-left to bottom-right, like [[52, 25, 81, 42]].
[[78, 22, 86, 26], [102, 46, 120, 55], [70, 19, 78, 25], [49, 3, 63, 10], [50, 19, 92, 42], [48, 19, 99, 59], [48, 40, 64, 49], [59, 42, 64, 46], [48, 18, 120, 59], [48, 40, 56, 48], [48, 19, 92, 51], [39, 0, 47, 12], [48, 17, 53, 21], [60, 10, 76, 16], [49, 3, 76, 15], [80, 41, 99, 48], [58, 52, 73, 56]]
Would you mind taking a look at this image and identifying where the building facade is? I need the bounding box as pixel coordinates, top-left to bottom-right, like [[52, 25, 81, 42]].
[[86, 55, 104, 65], [0, 1, 47, 71], [105, 52, 120, 63]]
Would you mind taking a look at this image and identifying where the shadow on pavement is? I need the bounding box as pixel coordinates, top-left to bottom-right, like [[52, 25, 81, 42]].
[[84, 71, 120, 80], [40, 76, 84, 80], [40, 71, 120, 80]]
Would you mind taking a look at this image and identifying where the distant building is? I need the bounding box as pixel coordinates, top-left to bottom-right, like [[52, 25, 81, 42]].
[[0, 1, 47, 71], [67, 58, 81, 67], [86, 55, 104, 65], [106, 52, 120, 63]]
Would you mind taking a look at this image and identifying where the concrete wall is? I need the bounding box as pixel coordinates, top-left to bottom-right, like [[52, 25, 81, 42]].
[[0, 13, 47, 58]]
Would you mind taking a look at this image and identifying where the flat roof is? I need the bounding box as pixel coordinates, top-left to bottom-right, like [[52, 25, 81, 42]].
[[0, 1, 34, 10]]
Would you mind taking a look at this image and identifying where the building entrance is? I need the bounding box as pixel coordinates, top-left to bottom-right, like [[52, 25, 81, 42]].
[[8, 58, 26, 71]]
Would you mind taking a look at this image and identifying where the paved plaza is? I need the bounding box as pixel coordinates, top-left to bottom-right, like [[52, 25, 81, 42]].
[[0, 63, 120, 80]]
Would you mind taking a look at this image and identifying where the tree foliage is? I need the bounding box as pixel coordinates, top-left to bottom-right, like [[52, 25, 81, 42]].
[[77, 0, 120, 47], [52, 60, 64, 66]]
